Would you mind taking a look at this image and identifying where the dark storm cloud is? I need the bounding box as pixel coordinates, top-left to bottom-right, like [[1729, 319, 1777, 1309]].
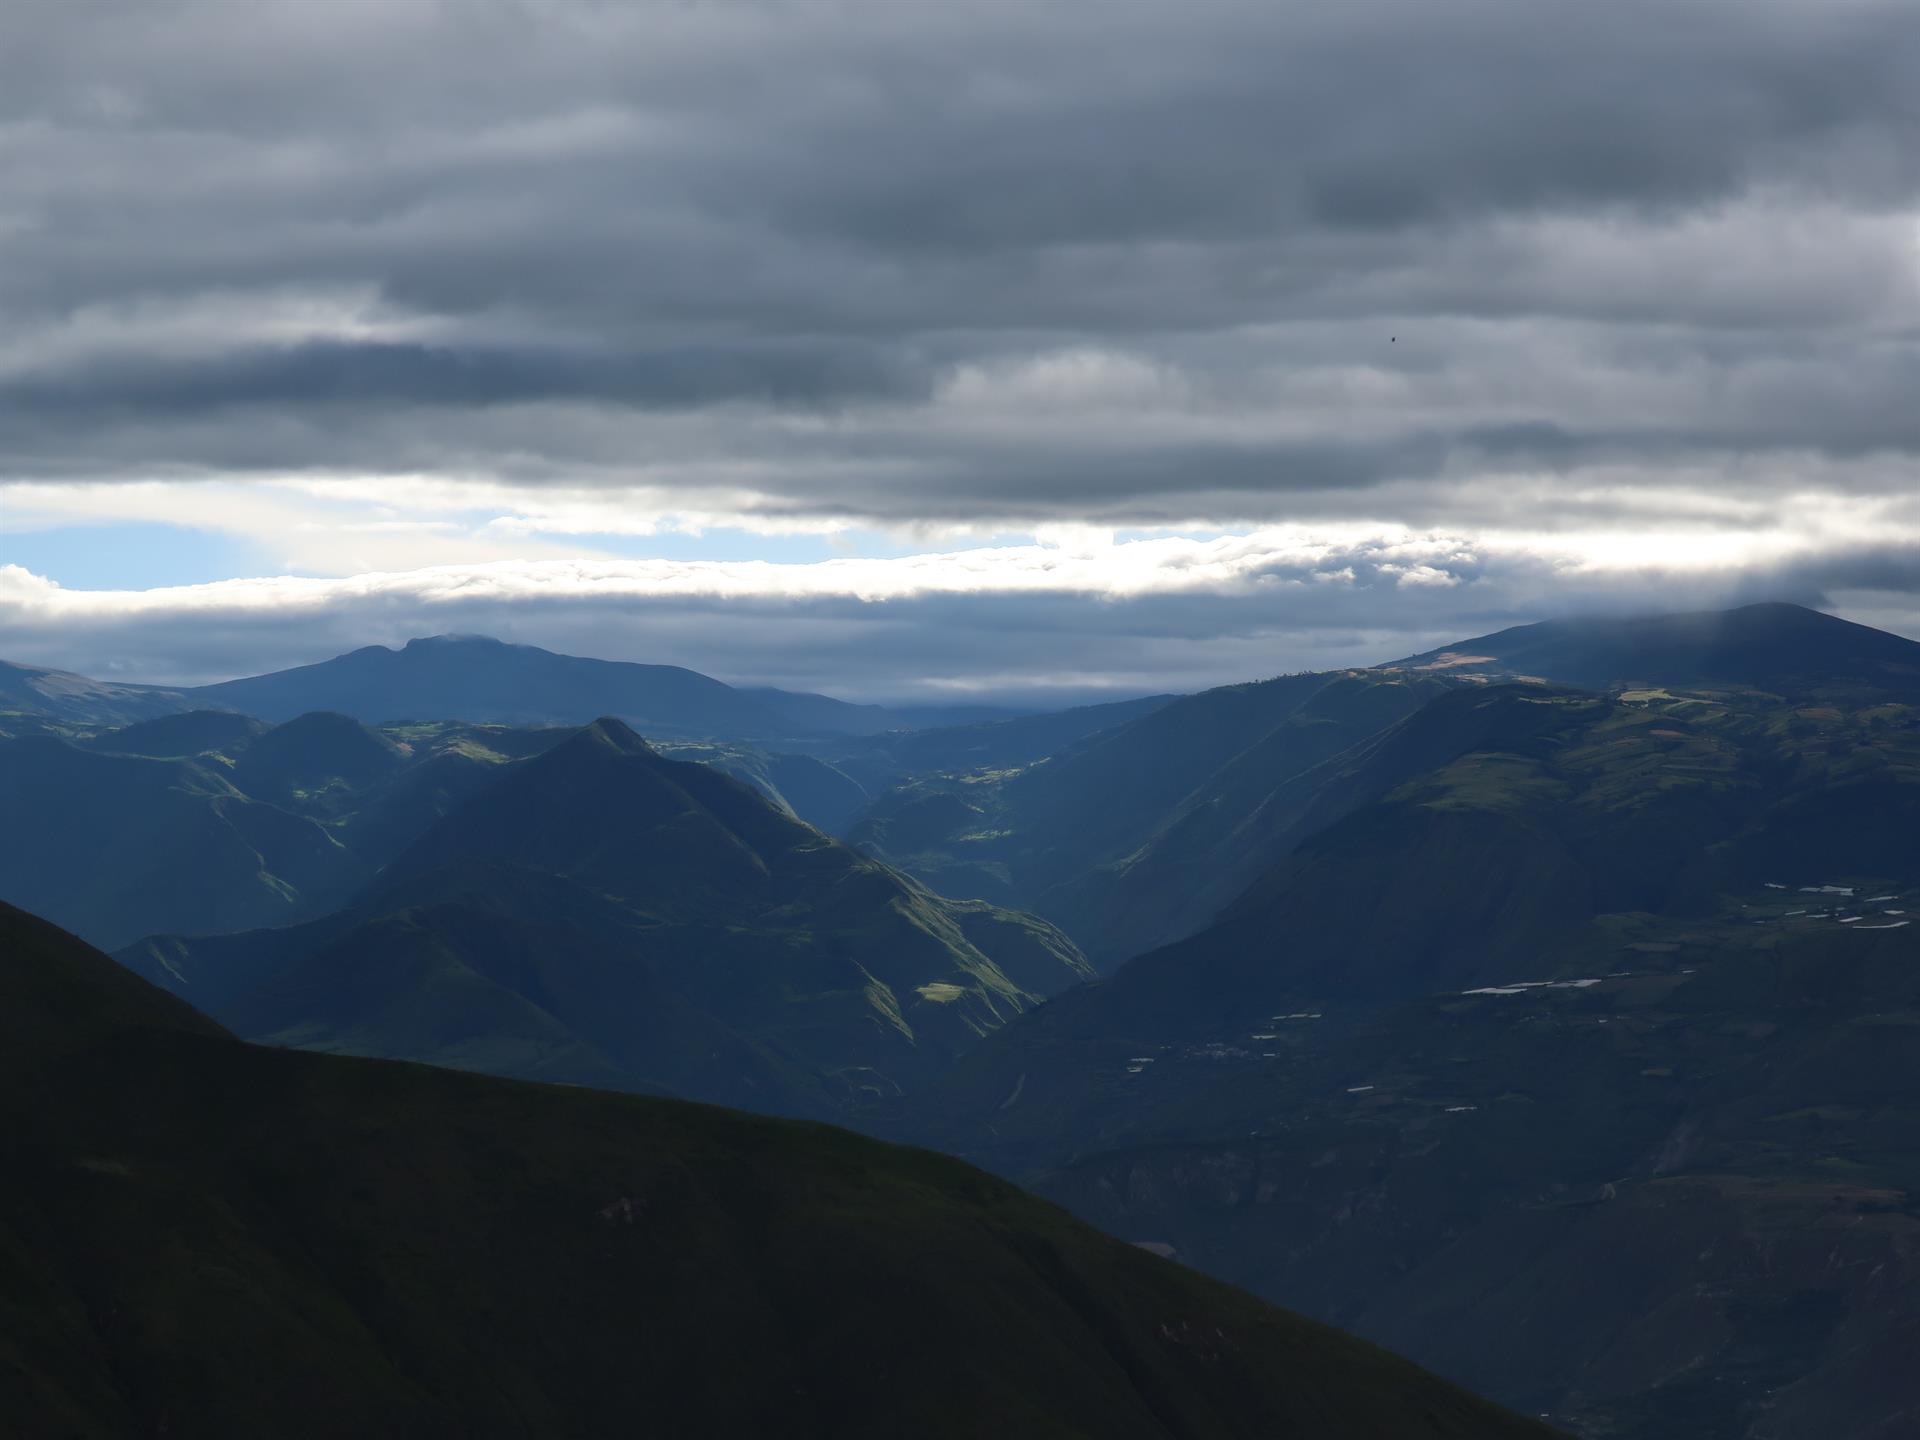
[[0, 338, 929, 415], [0, 0, 1916, 526]]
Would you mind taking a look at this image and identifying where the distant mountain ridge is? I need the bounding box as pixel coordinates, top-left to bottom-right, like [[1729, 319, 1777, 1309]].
[[1, 712, 571, 949], [3, 632, 1168, 742], [1387, 601, 1920, 692], [846, 669, 1463, 965], [189, 634, 808, 735], [0, 659, 187, 727]]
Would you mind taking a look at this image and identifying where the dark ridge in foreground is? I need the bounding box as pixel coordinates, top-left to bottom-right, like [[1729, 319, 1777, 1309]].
[[0, 902, 1554, 1439]]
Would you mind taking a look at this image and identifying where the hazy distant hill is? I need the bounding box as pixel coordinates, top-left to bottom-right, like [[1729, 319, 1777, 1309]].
[[817, 692, 1180, 795], [3, 711, 900, 951], [1388, 601, 1920, 692], [654, 740, 873, 833], [179, 633, 1044, 738], [0, 658, 187, 727], [848, 671, 1458, 963], [2, 902, 1558, 1440], [80, 708, 269, 757], [0, 714, 565, 949], [0, 735, 368, 949], [122, 718, 1094, 1115], [738, 687, 1036, 736], [187, 633, 801, 734]]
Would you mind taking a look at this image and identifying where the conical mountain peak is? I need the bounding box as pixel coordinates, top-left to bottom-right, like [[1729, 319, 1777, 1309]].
[[576, 715, 657, 755]]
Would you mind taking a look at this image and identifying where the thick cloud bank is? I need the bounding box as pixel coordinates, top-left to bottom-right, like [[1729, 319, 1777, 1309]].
[[0, 0, 1916, 689], [6, 523, 1916, 699]]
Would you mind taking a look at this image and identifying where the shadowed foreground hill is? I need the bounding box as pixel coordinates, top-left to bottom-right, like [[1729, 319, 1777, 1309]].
[[0, 903, 1555, 1440]]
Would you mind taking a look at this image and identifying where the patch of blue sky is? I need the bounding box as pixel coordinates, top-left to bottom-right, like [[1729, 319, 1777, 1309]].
[[0, 521, 262, 590], [574, 526, 1031, 564], [1113, 526, 1238, 545]]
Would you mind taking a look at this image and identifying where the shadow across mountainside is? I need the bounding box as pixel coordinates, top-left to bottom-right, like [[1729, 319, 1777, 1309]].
[[0, 901, 1558, 1440], [121, 719, 1092, 1116]]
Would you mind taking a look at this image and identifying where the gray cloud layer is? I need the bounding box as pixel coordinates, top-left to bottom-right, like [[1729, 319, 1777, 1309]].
[[6, 527, 1917, 699], [2, 0, 1918, 698], [0, 0, 1916, 527]]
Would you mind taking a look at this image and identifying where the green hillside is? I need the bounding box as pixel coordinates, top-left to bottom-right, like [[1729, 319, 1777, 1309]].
[[0, 901, 1558, 1440], [0, 717, 565, 949], [885, 665, 1920, 1434], [652, 739, 872, 833], [81, 708, 269, 758], [121, 719, 1093, 1115], [0, 659, 187, 727], [0, 736, 367, 949]]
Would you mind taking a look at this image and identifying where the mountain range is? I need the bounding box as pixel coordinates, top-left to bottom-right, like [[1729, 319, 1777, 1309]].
[[1, 710, 574, 949], [849, 603, 1920, 968], [875, 605, 1920, 1435], [10, 598, 1920, 1435], [1, 633, 1105, 741], [118, 717, 1091, 1116]]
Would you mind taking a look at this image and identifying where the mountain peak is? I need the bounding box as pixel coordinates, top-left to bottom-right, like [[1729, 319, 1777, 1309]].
[[1387, 601, 1920, 693], [186, 634, 794, 733], [402, 633, 509, 651], [576, 715, 656, 755]]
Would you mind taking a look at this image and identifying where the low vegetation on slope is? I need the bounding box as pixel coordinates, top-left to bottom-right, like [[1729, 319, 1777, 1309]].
[[886, 671, 1920, 1436], [848, 670, 1460, 965], [121, 720, 1092, 1116], [1, 902, 1557, 1440]]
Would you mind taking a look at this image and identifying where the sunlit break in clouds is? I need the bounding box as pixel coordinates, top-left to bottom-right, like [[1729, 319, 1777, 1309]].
[[1, 0, 1917, 694]]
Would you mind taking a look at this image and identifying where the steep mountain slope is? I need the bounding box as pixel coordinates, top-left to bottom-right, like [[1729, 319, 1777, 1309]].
[[1032, 903, 1920, 1439], [850, 671, 1458, 963], [1389, 601, 1920, 693], [229, 710, 407, 803], [735, 685, 904, 736], [900, 680, 1920, 1144], [812, 692, 1179, 794], [81, 708, 269, 757], [122, 719, 1094, 1114], [883, 675, 1920, 1436], [0, 902, 1559, 1440], [0, 659, 186, 726], [654, 740, 872, 833], [0, 736, 365, 949], [0, 717, 572, 949], [1036, 672, 1466, 960]]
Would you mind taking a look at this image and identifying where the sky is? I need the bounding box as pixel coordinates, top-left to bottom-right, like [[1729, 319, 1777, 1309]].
[[1, 0, 1917, 701]]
